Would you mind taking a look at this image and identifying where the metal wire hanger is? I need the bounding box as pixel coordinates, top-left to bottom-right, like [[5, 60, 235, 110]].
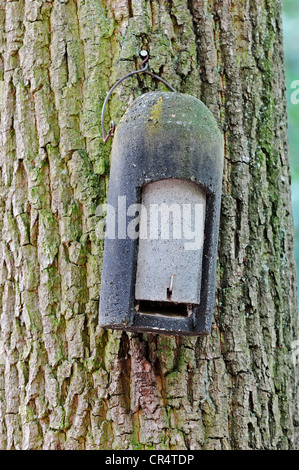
[[101, 50, 176, 144]]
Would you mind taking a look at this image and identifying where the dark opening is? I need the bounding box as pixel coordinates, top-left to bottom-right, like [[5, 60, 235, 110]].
[[136, 300, 193, 318]]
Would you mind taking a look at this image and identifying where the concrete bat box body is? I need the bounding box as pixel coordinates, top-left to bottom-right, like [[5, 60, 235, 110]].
[[99, 91, 224, 336]]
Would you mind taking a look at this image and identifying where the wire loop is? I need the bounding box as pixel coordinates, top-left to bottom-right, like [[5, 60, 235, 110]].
[[101, 51, 176, 143]]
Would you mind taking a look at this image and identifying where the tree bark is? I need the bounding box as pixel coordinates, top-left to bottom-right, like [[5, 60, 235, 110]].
[[0, 0, 298, 450]]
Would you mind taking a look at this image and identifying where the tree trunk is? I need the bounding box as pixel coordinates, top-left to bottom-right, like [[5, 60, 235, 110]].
[[0, 0, 298, 451]]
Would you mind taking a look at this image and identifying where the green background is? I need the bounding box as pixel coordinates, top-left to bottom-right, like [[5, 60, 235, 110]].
[[283, 0, 299, 303]]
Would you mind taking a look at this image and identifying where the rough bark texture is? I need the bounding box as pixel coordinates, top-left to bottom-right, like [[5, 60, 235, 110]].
[[0, 0, 298, 450]]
